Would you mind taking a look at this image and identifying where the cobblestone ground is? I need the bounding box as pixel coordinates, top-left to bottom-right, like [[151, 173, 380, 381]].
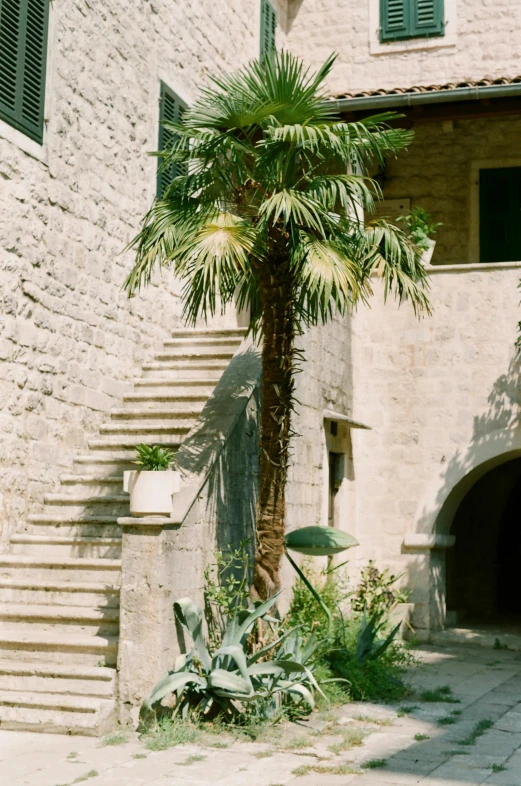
[[2, 644, 521, 786]]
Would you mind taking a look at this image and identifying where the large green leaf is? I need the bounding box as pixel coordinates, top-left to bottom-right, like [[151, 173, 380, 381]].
[[285, 526, 358, 556], [208, 669, 254, 698], [143, 671, 207, 713], [173, 598, 212, 672]]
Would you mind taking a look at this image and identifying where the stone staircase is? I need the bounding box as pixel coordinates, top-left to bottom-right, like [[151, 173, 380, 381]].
[[0, 328, 245, 735]]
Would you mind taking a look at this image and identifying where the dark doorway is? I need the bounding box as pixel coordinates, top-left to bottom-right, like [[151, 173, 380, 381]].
[[446, 458, 521, 622], [480, 167, 521, 263]]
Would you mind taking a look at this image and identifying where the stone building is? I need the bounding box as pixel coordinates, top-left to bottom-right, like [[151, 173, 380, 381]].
[[1, 0, 521, 732]]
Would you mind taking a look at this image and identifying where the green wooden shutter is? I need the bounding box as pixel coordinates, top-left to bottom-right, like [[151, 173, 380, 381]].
[[0, 0, 50, 143], [480, 167, 521, 263], [157, 82, 186, 199], [380, 0, 444, 42], [260, 0, 277, 61]]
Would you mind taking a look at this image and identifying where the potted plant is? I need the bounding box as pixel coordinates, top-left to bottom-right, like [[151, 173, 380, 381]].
[[123, 444, 180, 518], [398, 207, 442, 265]]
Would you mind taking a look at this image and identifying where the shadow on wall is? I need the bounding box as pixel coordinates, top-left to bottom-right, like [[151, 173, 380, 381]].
[[420, 353, 521, 537]]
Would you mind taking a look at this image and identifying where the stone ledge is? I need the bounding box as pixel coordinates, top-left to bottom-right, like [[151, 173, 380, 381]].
[[426, 260, 521, 274], [403, 533, 455, 550], [117, 516, 181, 527]]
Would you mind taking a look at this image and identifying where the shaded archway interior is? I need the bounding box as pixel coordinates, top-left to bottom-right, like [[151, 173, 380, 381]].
[[446, 457, 521, 622]]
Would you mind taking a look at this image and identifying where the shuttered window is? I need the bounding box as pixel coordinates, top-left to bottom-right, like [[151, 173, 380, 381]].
[[0, 0, 50, 143], [380, 0, 444, 42], [480, 167, 521, 263], [260, 0, 277, 61], [157, 82, 186, 199]]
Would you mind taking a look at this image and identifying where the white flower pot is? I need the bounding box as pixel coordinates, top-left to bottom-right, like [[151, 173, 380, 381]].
[[421, 239, 436, 266], [123, 470, 181, 518]]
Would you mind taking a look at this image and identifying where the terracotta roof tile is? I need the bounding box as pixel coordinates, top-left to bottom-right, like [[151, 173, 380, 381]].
[[335, 75, 521, 100]]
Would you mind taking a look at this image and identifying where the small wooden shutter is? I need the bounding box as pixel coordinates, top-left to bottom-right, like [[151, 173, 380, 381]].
[[157, 82, 186, 199], [480, 167, 521, 263], [260, 0, 277, 61], [380, 0, 444, 42], [0, 0, 50, 143]]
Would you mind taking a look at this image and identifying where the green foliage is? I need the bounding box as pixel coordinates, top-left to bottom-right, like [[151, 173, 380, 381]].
[[100, 732, 128, 746], [126, 52, 429, 325], [286, 559, 349, 638], [398, 207, 442, 251], [492, 764, 507, 773], [458, 718, 494, 746], [204, 542, 252, 650], [133, 444, 176, 471], [141, 594, 322, 726], [420, 685, 460, 703], [352, 560, 407, 622], [142, 717, 201, 750], [355, 611, 401, 664], [363, 759, 387, 769], [414, 733, 430, 741]]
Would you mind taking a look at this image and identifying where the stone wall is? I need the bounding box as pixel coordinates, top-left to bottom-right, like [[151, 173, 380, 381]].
[[380, 115, 521, 266], [0, 0, 269, 548], [285, 0, 521, 95], [349, 263, 521, 628]]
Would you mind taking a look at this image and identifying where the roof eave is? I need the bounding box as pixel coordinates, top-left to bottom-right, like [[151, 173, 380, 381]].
[[331, 82, 521, 113]]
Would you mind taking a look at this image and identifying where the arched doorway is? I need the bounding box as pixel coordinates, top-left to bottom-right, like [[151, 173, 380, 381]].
[[446, 458, 521, 623]]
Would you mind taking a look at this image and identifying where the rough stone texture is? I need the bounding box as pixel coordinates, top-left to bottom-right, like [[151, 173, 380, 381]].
[[380, 115, 521, 266], [285, 0, 521, 95], [349, 264, 521, 628], [0, 0, 267, 550]]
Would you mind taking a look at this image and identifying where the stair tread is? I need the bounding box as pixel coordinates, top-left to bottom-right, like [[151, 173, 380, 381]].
[[28, 514, 120, 523], [0, 556, 121, 568], [0, 578, 120, 592], [11, 535, 121, 544], [133, 378, 220, 386], [0, 604, 119, 621], [170, 328, 245, 336], [0, 690, 112, 711], [0, 631, 118, 648], [0, 659, 115, 680], [110, 408, 203, 417], [60, 475, 123, 483], [44, 493, 128, 503]]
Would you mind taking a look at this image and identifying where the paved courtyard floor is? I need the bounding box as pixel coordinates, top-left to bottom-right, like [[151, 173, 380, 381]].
[[2, 644, 521, 786]]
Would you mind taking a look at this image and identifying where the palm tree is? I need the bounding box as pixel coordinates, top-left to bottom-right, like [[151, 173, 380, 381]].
[[125, 53, 429, 600]]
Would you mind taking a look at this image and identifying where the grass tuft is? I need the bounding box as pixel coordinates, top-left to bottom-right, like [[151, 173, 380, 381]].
[[414, 733, 430, 741], [328, 727, 365, 755], [73, 772, 98, 784], [292, 763, 361, 776], [179, 754, 206, 766], [458, 718, 494, 746], [253, 750, 274, 758], [132, 753, 147, 759], [100, 732, 128, 747], [141, 717, 201, 751], [363, 759, 387, 769], [492, 763, 507, 773], [420, 686, 460, 703], [354, 714, 392, 726]]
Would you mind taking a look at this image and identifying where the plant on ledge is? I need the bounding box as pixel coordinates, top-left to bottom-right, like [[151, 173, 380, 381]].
[[133, 444, 177, 471], [398, 207, 441, 252], [140, 593, 323, 726], [125, 52, 430, 599]]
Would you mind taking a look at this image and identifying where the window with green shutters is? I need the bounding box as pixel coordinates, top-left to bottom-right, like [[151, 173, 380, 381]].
[[157, 82, 186, 199], [380, 0, 444, 42], [0, 0, 50, 143], [260, 0, 276, 61]]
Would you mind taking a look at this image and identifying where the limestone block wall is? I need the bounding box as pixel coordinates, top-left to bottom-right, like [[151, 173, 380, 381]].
[[285, 0, 521, 95], [349, 263, 521, 627], [0, 0, 271, 548], [380, 115, 521, 267]]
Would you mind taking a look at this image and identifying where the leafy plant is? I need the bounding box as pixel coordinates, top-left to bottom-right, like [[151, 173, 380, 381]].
[[420, 685, 460, 703], [141, 594, 323, 725], [352, 560, 407, 623], [204, 543, 253, 650], [126, 52, 430, 600], [457, 718, 493, 746], [398, 207, 442, 251], [133, 444, 176, 471], [355, 611, 401, 664]]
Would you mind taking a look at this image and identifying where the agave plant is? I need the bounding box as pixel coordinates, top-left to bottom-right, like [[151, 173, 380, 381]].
[[141, 593, 323, 723], [355, 610, 401, 665]]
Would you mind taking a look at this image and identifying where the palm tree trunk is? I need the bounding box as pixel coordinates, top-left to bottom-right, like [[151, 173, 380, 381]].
[[253, 257, 296, 600]]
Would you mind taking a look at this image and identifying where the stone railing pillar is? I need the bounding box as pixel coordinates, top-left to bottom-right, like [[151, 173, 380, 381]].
[[116, 517, 179, 728]]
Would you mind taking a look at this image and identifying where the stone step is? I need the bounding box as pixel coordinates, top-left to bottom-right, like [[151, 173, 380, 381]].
[[98, 421, 193, 435], [170, 328, 245, 339], [132, 377, 221, 389], [141, 362, 228, 380], [43, 493, 129, 518], [0, 631, 118, 666], [0, 556, 121, 583], [26, 514, 120, 538], [162, 338, 243, 353], [73, 455, 142, 475], [10, 535, 121, 559], [121, 392, 211, 409], [110, 407, 204, 419], [57, 475, 124, 497], [87, 434, 184, 451], [0, 691, 115, 735], [0, 579, 120, 608], [155, 348, 237, 360], [0, 660, 116, 697], [0, 604, 119, 636]]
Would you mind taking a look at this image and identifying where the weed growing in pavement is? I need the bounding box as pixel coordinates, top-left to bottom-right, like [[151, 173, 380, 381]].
[[420, 686, 460, 703], [292, 763, 361, 777], [328, 727, 365, 755], [492, 764, 507, 773], [438, 710, 462, 726], [253, 750, 274, 758], [141, 717, 201, 751], [179, 754, 206, 765], [458, 719, 494, 746], [354, 714, 392, 726], [397, 705, 419, 716], [100, 732, 128, 746], [132, 754, 147, 759], [363, 759, 388, 769], [73, 772, 98, 784], [414, 734, 430, 741]]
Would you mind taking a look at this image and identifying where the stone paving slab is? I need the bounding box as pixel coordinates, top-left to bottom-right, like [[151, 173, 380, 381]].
[[2, 644, 521, 785]]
